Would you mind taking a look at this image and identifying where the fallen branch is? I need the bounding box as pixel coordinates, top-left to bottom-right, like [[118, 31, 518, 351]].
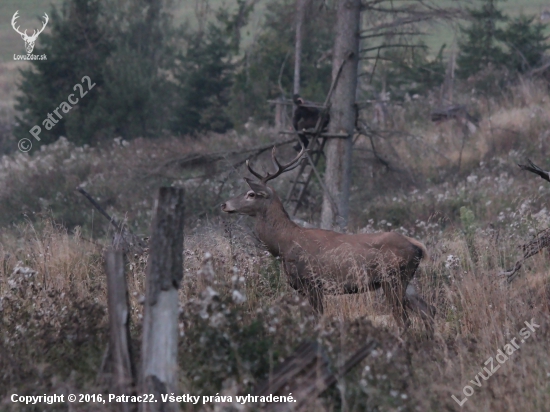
[[500, 228, 550, 283], [518, 159, 550, 183], [356, 121, 391, 169], [279, 130, 349, 138], [148, 138, 297, 177], [251, 339, 378, 411], [76, 187, 147, 256], [431, 105, 479, 127], [76, 187, 121, 231]]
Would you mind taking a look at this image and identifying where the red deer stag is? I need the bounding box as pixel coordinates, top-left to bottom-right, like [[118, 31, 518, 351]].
[[221, 145, 435, 332]]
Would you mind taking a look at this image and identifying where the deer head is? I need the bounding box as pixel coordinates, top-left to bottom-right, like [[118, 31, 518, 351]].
[[221, 144, 306, 217], [12, 11, 49, 54]]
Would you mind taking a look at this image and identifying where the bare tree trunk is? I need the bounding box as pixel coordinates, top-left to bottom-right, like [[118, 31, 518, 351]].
[[320, 0, 360, 230], [140, 187, 185, 412], [440, 42, 456, 105], [105, 248, 137, 412], [293, 0, 308, 95]]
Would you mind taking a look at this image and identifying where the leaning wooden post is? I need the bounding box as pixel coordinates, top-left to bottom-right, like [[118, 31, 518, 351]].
[[140, 187, 185, 412], [104, 248, 136, 412]]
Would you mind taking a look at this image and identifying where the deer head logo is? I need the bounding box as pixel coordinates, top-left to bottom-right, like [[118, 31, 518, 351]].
[[11, 11, 49, 54]]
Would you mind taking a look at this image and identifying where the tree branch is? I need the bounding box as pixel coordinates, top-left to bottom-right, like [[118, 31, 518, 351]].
[[360, 30, 425, 39], [361, 43, 427, 53]]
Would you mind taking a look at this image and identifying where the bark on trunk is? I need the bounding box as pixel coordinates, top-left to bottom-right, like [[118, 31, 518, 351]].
[[293, 0, 308, 95], [140, 187, 185, 412], [320, 0, 360, 230]]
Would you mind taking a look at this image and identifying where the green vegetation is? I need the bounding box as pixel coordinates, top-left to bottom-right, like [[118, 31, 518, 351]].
[[229, 0, 334, 124], [457, 0, 549, 89], [14, 0, 174, 145], [6, 0, 550, 148], [457, 0, 508, 79]]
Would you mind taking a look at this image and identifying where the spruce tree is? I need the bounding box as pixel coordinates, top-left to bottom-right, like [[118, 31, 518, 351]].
[[14, 0, 175, 147], [457, 0, 507, 79], [170, 23, 234, 135], [14, 0, 112, 145], [229, 0, 335, 125], [500, 15, 549, 74]]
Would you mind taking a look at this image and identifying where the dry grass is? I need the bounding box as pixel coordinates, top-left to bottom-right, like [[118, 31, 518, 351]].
[[0, 216, 549, 411]]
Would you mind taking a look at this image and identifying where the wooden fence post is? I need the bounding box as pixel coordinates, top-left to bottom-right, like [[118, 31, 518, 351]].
[[104, 248, 136, 412], [140, 187, 185, 412]]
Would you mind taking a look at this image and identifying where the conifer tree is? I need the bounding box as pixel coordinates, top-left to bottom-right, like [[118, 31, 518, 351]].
[[500, 15, 549, 74], [170, 23, 234, 135], [14, 0, 174, 146], [457, 0, 506, 79], [14, 0, 112, 145]]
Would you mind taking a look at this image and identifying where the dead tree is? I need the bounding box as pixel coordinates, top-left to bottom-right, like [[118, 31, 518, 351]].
[[431, 105, 478, 133], [140, 187, 185, 412], [320, 0, 361, 231], [294, 0, 309, 96]]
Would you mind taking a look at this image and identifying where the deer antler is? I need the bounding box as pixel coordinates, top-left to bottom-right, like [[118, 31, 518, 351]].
[[11, 11, 26, 37], [11, 11, 48, 40], [29, 13, 49, 40], [247, 142, 307, 183]]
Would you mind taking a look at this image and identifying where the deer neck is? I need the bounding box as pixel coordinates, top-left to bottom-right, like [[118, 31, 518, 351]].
[[255, 196, 298, 257]]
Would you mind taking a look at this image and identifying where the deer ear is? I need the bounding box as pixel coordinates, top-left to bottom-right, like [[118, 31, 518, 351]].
[[244, 178, 272, 198]]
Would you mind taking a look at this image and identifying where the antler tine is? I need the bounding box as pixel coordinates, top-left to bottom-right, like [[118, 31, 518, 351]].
[[29, 13, 48, 39], [246, 159, 265, 181], [273, 141, 306, 169], [246, 144, 307, 183], [39, 13, 48, 32], [11, 11, 25, 36], [263, 143, 307, 183]]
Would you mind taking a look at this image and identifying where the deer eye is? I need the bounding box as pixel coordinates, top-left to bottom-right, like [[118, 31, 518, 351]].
[[247, 192, 255, 199]]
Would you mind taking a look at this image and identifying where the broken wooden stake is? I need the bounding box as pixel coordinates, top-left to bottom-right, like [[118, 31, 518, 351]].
[[140, 187, 185, 412]]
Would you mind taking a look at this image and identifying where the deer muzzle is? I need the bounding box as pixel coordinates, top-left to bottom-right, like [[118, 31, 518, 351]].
[[221, 202, 236, 213]]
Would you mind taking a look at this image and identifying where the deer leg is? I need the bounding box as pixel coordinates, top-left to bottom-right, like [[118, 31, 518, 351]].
[[405, 293, 435, 336], [284, 259, 324, 313], [304, 279, 324, 314], [287, 269, 324, 314], [381, 278, 409, 330]]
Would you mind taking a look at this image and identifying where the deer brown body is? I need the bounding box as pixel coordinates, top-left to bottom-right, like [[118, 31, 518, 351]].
[[222, 146, 435, 332]]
